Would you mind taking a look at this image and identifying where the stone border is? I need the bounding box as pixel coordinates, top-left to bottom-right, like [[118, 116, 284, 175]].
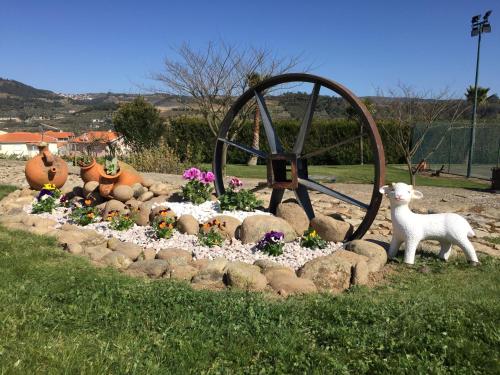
[[0, 188, 389, 296]]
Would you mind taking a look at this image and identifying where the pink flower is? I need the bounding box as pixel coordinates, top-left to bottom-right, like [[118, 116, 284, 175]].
[[183, 167, 202, 181], [229, 177, 243, 189], [200, 171, 215, 184]]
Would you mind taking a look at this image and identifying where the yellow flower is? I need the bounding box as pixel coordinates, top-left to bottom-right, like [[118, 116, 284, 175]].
[[159, 221, 167, 229], [84, 198, 92, 206], [310, 230, 317, 237], [87, 212, 95, 219]]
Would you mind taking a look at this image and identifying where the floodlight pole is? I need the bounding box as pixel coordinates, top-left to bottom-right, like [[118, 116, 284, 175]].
[[466, 30, 482, 178], [467, 11, 491, 178]]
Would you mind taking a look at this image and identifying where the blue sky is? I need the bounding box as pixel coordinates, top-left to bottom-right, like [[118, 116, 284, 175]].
[[1, 0, 498, 97]]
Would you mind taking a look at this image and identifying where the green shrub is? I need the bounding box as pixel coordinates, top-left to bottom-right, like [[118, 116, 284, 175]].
[[125, 139, 184, 174], [166, 117, 404, 165]]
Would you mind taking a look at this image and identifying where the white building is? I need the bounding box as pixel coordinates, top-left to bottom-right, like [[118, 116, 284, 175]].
[[0, 132, 59, 157]]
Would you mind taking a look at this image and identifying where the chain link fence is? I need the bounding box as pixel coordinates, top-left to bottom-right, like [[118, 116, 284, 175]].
[[412, 123, 500, 180]]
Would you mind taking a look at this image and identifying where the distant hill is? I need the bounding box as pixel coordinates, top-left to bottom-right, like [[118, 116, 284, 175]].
[[0, 78, 60, 100]]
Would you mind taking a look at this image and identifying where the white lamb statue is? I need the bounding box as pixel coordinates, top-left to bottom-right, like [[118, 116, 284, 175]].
[[379, 182, 479, 265]]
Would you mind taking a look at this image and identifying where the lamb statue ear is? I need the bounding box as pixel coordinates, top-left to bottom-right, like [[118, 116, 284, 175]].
[[379, 185, 389, 195], [412, 190, 424, 199]]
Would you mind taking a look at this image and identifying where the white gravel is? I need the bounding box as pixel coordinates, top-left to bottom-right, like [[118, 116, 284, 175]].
[[24, 200, 342, 270], [151, 200, 270, 222]]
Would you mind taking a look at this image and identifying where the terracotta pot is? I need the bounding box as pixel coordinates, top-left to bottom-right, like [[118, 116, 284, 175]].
[[80, 158, 102, 183], [25, 143, 68, 190], [117, 162, 143, 186], [98, 163, 122, 197]]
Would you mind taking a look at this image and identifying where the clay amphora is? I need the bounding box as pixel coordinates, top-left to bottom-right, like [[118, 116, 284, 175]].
[[25, 143, 68, 190], [80, 158, 102, 183], [98, 163, 122, 197]]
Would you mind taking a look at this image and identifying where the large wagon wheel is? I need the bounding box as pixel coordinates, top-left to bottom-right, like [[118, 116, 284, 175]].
[[213, 73, 385, 240]]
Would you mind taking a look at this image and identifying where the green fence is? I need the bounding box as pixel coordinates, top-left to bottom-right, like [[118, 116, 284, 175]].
[[412, 123, 500, 179]]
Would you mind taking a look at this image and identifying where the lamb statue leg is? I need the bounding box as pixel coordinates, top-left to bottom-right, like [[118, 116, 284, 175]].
[[388, 237, 403, 259], [438, 241, 453, 261]]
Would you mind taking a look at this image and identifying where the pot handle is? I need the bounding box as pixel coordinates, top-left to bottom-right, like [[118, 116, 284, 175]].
[[42, 149, 54, 164]]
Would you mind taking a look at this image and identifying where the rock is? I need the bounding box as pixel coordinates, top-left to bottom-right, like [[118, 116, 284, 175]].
[[177, 215, 199, 235], [132, 183, 146, 199], [224, 261, 268, 291], [156, 248, 193, 263], [150, 195, 171, 205], [138, 191, 154, 202], [112, 185, 134, 202], [330, 250, 370, 286], [60, 223, 79, 231], [82, 245, 111, 261], [125, 199, 141, 210], [276, 202, 310, 236], [141, 178, 155, 188], [192, 258, 210, 269], [266, 268, 317, 296], [83, 181, 99, 196], [21, 215, 54, 228], [133, 206, 150, 226], [239, 215, 297, 244], [164, 264, 198, 281], [191, 257, 228, 289], [310, 214, 353, 242], [0, 213, 27, 224], [19, 187, 37, 197], [149, 183, 171, 196], [205, 215, 242, 238], [101, 252, 133, 269], [127, 259, 169, 278], [28, 226, 58, 236], [253, 259, 295, 276], [64, 243, 83, 255], [298, 255, 352, 293], [55, 230, 89, 246], [108, 240, 143, 261], [149, 206, 177, 222], [139, 248, 156, 261], [103, 199, 126, 218], [344, 240, 388, 273]]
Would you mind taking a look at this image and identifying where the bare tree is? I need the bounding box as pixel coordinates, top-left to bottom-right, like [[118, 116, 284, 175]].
[[152, 40, 302, 144], [376, 84, 467, 186]]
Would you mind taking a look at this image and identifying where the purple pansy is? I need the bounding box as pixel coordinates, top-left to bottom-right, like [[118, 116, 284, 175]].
[[37, 189, 54, 201], [256, 230, 284, 250]]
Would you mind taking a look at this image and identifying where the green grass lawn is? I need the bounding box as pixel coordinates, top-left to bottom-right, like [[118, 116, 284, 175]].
[[0, 186, 499, 373], [201, 164, 489, 189]]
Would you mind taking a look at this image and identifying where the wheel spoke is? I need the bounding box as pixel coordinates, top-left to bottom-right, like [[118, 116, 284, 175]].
[[217, 137, 267, 159], [255, 90, 283, 153], [298, 178, 368, 209], [293, 83, 321, 154], [294, 184, 315, 219], [302, 134, 363, 159], [268, 189, 284, 214]]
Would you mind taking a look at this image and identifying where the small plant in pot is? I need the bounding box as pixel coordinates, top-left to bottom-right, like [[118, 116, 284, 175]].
[[75, 154, 93, 167], [104, 156, 120, 176], [98, 156, 122, 197]]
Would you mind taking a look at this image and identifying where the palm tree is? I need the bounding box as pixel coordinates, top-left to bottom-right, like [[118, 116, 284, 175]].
[[465, 85, 490, 105], [246, 72, 266, 166]]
